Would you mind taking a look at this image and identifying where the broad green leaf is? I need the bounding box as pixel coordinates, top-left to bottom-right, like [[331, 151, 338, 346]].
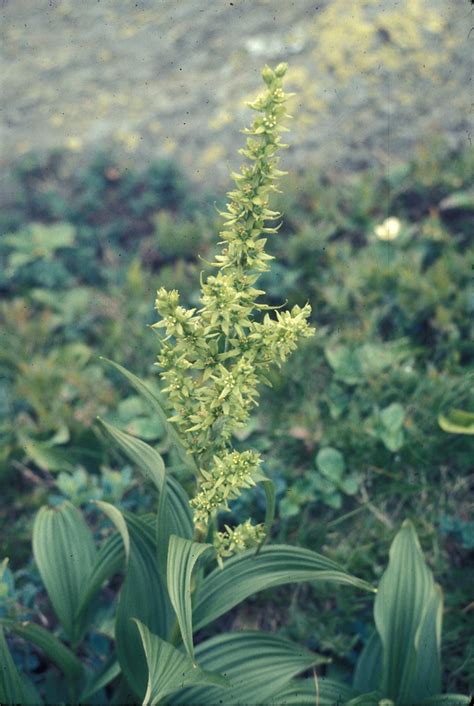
[[439, 189, 474, 211], [97, 419, 166, 492], [166, 535, 213, 661], [32, 501, 97, 645], [156, 474, 193, 576], [374, 520, 442, 704], [96, 504, 173, 700], [316, 447, 345, 483], [18, 433, 74, 472], [345, 692, 381, 705], [268, 677, 356, 704], [324, 345, 361, 385], [353, 630, 382, 692], [193, 544, 374, 631], [80, 659, 121, 702], [419, 695, 471, 705], [98, 420, 193, 574], [77, 532, 125, 620], [438, 408, 474, 435], [100, 358, 199, 474], [135, 620, 227, 705], [380, 402, 405, 430], [169, 631, 325, 705], [1, 619, 83, 682], [0, 626, 27, 705], [411, 583, 443, 701]]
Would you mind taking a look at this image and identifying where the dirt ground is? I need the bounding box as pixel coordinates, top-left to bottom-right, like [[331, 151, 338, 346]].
[[0, 0, 472, 191]]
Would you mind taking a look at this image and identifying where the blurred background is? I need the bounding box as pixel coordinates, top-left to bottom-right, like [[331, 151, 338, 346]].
[[1, 0, 473, 695]]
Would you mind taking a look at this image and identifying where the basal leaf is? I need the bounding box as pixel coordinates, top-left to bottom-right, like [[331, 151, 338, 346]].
[[32, 501, 96, 646], [135, 620, 227, 706], [96, 504, 173, 700], [97, 418, 165, 493], [166, 535, 213, 662], [0, 626, 27, 705], [353, 630, 382, 692], [193, 544, 374, 632], [1, 619, 83, 683], [100, 359, 199, 474], [268, 676, 356, 705], [374, 519, 442, 704], [168, 631, 324, 706]]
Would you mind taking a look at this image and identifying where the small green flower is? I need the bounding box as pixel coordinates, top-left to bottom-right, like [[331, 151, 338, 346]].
[[153, 64, 314, 553]]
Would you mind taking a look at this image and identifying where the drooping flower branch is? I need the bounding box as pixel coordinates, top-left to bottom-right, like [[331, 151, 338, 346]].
[[153, 63, 314, 557]]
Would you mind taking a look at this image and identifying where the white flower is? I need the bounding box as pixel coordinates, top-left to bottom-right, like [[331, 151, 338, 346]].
[[374, 217, 401, 241]]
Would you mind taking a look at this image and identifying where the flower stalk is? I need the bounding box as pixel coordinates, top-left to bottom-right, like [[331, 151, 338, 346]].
[[153, 63, 314, 558]]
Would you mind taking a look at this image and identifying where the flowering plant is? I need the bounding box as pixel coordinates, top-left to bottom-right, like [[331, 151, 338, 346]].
[[153, 62, 313, 557]]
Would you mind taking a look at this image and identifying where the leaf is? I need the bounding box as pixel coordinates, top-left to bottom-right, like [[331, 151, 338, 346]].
[[100, 359, 199, 474], [380, 402, 405, 430], [439, 189, 474, 211], [76, 531, 125, 620], [412, 584, 443, 702], [418, 695, 471, 705], [268, 676, 357, 705], [193, 544, 374, 632], [353, 630, 382, 692], [438, 408, 474, 435], [1, 619, 83, 683], [18, 433, 74, 472], [0, 626, 27, 705], [135, 620, 227, 705], [166, 535, 213, 662], [32, 501, 97, 645], [80, 659, 121, 702], [316, 447, 345, 483], [96, 504, 173, 700], [324, 345, 361, 385], [97, 419, 166, 493], [156, 474, 194, 577], [374, 519, 442, 704], [168, 631, 325, 706], [98, 419, 193, 575]]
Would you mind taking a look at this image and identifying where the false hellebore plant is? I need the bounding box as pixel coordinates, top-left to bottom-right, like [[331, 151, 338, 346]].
[[1, 65, 469, 706]]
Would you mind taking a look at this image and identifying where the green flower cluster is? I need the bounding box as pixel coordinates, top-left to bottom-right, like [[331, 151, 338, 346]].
[[154, 63, 314, 548], [190, 450, 261, 527], [213, 519, 267, 569]]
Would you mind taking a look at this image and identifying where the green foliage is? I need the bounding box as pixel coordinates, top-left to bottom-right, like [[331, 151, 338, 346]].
[[0, 60, 471, 700]]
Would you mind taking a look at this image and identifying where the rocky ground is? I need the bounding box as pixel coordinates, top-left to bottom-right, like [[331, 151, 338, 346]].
[[0, 0, 472, 192]]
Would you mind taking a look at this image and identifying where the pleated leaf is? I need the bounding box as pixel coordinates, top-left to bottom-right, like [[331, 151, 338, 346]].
[[0, 626, 27, 705], [168, 631, 325, 705], [353, 630, 383, 692], [135, 620, 227, 706], [156, 474, 193, 576], [418, 696, 471, 705], [267, 676, 356, 704], [374, 519, 442, 704], [97, 503, 173, 700], [77, 531, 125, 620], [100, 358, 199, 474], [193, 544, 374, 631], [166, 535, 213, 662], [1, 619, 83, 683], [97, 418, 166, 492], [98, 419, 193, 574], [32, 501, 97, 645]]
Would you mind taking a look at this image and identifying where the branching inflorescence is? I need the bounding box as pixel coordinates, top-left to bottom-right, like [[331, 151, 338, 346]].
[[153, 63, 314, 559]]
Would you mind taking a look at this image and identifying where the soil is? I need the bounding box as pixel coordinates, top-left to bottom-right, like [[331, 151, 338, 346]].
[[0, 0, 472, 193]]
